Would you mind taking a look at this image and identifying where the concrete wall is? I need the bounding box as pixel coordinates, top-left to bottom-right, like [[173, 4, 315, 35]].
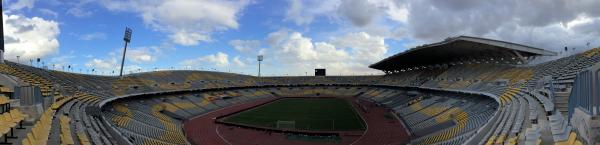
[[570, 107, 600, 144]]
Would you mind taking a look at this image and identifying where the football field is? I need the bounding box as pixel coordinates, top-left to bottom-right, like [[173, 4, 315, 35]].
[[222, 98, 365, 131]]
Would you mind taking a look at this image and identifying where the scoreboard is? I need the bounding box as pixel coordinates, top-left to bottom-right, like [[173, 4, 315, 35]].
[[315, 69, 326, 76]]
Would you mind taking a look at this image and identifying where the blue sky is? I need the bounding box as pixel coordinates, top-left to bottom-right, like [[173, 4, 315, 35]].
[[4, 0, 600, 76]]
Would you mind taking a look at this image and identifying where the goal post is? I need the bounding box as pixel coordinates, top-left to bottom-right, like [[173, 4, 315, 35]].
[[276, 120, 296, 130], [275, 119, 338, 131]]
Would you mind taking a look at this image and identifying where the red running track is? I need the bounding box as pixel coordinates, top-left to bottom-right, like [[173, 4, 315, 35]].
[[183, 97, 411, 145], [184, 97, 277, 145], [350, 99, 411, 145]]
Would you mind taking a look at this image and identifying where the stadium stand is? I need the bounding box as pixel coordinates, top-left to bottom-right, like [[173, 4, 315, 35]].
[[0, 36, 597, 145]]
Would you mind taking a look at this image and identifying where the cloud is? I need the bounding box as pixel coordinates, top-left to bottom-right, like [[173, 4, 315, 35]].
[[169, 31, 210, 46], [100, 0, 251, 46], [229, 39, 261, 52], [47, 50, 77, 69], [266, 30, 318, 61], [232, 56, 246, 67], [85, 57, 118, 71], [79, 32, 107, 40], [383, 0, 409, 23], [82, 45, 163, 74], [181, 52, 230, 68], [402, 0, 600, 53], [285, 0, 339, 25], [264, 30, 385, 75], [7, 0, 36, 11], [85, 56, 143, 75], [123, 65, 143, 74], [284, 0, 408, 26], [38, 8, 58, 18], [332, 32, 387, 62], [3, 13, 60, 61], [127, 48, 157, 63], [281, 0, 600, 57], [51, 0, 96, 18], [67, 7, 93, 17], [337, 0, 378, 27]]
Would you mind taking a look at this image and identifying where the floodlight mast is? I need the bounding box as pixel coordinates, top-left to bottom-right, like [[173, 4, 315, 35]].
[[119, 27, 132, 77], [0, 2, 4, 63], [257, 55, 263, 77]]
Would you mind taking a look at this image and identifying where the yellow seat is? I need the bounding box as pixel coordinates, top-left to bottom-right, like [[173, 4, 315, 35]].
[[0, 96, 7, 104], [20, 109, 56, 145], [0, 114, 16, 127], [21, 137, 32, 145], [59, 115, 75, 145], [568, 132, 577, 144], [0, 125, 10, 135], [26, 132, 44, 145], [78, 132, 92, 145], [10, 109, 25, 121], [61, 133, 74, 145]]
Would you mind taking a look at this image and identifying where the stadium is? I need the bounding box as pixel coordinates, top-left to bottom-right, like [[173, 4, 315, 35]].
[[2, 1, 600, 145], [0, 34, 597, 145]]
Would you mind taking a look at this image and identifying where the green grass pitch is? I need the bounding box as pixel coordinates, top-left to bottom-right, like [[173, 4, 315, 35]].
[[222, 98, 366, 131]]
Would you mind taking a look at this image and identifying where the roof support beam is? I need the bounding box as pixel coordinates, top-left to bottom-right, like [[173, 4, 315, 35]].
[[513, 50, 528, 64]]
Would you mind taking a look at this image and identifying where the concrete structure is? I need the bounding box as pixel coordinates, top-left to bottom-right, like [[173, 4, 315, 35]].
[[370, 36, 557, 73]]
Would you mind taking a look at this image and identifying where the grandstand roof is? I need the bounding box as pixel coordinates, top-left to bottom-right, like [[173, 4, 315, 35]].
[[370, 36, 557, 71]]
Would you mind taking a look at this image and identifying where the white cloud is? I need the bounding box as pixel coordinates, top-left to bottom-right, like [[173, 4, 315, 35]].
[[38, 8, 58, 18], [3, 13, 60, 61], [229, 39, 261, 52], [383, 0, 408, 23], [79, 32, 107, 41], [82, 45, 163, 75], [100, 0, 251, 46], [67, 7, 93, 18], [337, 0, 378, 27], [46, 53, 75, 70], [85, 57, 117, 71], [169, 31, 210, 46], [285, 0, 340, 25], [403, 0, 600, 51], [258, 48, 267, 55], [291, 0, 600, 62], [124, 65, 143, 74], [127, 48, 157, 63], [54, 0, 96, 18], [284, 0, 408, 26], [332, 32, 387, 62], [264, 30, 385, 75], [232, 56, 246, 67], [267, 30, 318, 61], [181, 52, 230, 68], [7, 0, 36, 11], [45, 50, 80, 69]]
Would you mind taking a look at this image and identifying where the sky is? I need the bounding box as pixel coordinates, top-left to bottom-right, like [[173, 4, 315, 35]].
[[3, 0, 600, 76]]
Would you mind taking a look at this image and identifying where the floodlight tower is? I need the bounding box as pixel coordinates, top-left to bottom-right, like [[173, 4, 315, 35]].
[[0, 1, 4, 63], [119, 27, 132, 77], [257, 55, 263, 77]]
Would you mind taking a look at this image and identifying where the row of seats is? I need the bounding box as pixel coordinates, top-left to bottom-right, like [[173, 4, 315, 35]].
[[21, 109, 53, 145], [356, 87, 498, 145], [102, 87, 308, 145], [377, 48, 600, 144], [0, 96, 9, 113], [59, 115, 75, 145], [51, 96, 74, 110], [0, 109, 25, 144], [4, 47, 600, 145], [0, 63, 55, 96]]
